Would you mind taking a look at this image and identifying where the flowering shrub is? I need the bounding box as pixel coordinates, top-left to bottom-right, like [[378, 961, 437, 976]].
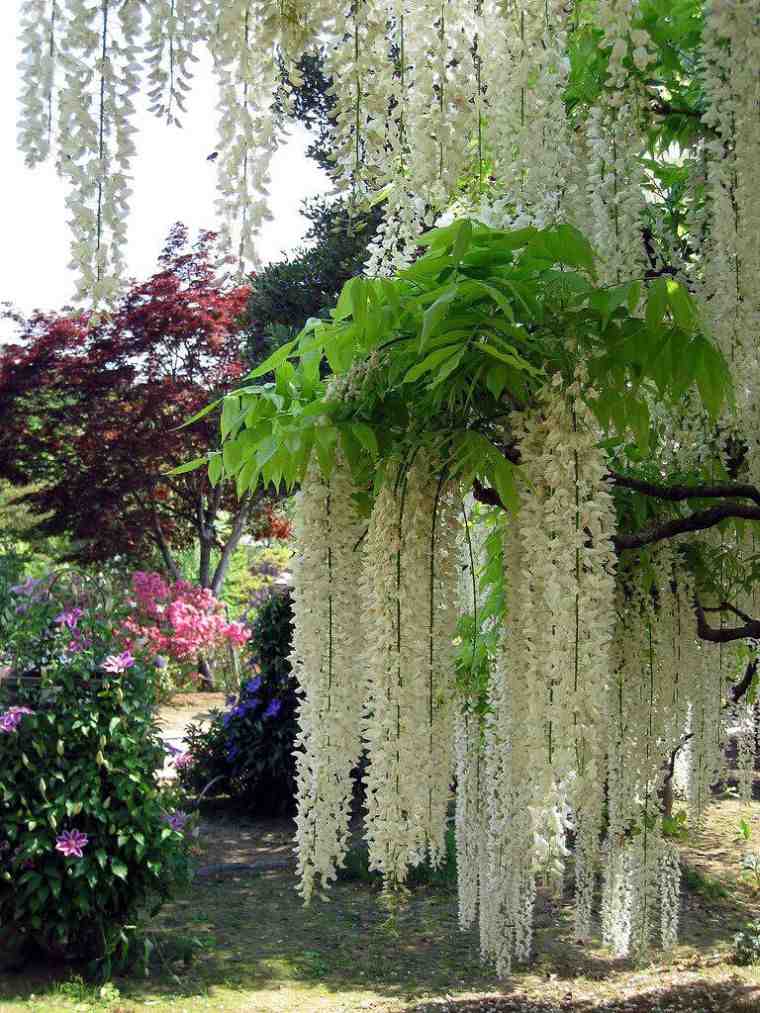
[[124, 571, 249, 662], [0, 574, 193, 974], [178, 590, 299, 815]]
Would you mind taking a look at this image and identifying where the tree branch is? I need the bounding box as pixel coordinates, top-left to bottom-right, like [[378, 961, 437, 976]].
[[475, 479, 760, 554], [695, 596, 760, 643], [609, 471, 760, 508], [147, 502, 182, 582], [614, 503, 760, 552], [210, 491, 252, 596]]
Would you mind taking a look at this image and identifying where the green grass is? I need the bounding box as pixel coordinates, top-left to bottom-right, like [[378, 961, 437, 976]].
[[2, 803, 760, 1012]]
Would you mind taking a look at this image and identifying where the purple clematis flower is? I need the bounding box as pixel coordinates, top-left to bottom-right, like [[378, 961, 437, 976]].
[[244, 676, 262, 694], [102, 651, 135, 674], [54, 607, 84, 631], [0, 706, 34, 734], [55, 829, 88, 858], [163, 811, 189, 832], [10, 576, 42, 597]]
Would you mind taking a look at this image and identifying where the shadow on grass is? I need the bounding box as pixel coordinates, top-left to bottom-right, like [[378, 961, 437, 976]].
[[405, 978, 760, 1012], [1, 857, 757, 1010]]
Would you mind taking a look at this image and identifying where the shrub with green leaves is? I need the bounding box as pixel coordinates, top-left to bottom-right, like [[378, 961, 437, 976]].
[[0, 663, 192, 974], [734, 920, 760, 966], [179, 589, 299, 815], [0, 576, 192, 975]]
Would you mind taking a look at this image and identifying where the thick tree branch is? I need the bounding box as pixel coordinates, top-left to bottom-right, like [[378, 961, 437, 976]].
[[731, 658, 758, 704], [472, 477, 504, 510], [609, 471, 760, 508], [648, 97, 703, 121], [474, 479, 760, 554], [613, 503, 760, 551], [695, 596, 760, 644]]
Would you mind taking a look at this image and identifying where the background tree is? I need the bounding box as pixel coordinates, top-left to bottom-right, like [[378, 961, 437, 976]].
[[0, 225, 267, 594], [244, 50, 381, 367]]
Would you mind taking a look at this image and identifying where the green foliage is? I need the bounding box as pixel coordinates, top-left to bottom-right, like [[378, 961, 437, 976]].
[[179, 590, 298, 815], [208, 219, 728, 518], [217, 543, 292, 618], [734, 920, 760, 966], [243, 199, 381, 369], [662, 809, 689, 841], [0, 663, 192, 977], [681, 864, 730, 901], [740, 852, 760, 892], [738, 818, 753, 843]]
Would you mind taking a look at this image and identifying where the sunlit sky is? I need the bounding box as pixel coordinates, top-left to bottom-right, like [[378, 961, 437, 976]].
[[2, 4, 331, 340]]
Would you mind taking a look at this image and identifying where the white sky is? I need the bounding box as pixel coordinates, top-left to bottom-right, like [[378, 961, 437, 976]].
[[1, 4, 331, 340]]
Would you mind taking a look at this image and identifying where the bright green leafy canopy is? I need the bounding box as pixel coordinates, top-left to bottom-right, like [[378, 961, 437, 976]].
[[178, 219, 730, 514]]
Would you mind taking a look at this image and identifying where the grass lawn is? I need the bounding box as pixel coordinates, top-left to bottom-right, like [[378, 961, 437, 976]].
[[1, 797, 759, 1013]]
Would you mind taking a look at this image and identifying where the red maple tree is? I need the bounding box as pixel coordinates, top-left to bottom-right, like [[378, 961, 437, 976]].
[[0, 224, 276, 593]]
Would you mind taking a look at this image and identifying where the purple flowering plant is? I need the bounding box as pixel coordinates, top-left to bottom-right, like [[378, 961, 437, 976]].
[[0, 572, 193, 973], [178, 590, 299, 816]]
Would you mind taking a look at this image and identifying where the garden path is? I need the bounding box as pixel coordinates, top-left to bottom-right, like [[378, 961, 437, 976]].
[[156, 691, 226, 780]]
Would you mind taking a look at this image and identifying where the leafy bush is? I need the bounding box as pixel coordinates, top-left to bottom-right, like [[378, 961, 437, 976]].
[[734, 920, 760, 966], [0, 572, 193, 975], [178, 589, 298, 815]]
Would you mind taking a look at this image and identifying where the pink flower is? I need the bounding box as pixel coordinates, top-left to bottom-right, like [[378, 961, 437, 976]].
[[174, 751, 193, 770], [55, 829, 88, 858], [102, 651, 135, 674], [122, 573, 250, 664]]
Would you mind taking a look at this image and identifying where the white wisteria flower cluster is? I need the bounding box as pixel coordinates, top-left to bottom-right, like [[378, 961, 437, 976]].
[[362, 458, 461, 881], [291, 453, 462, 896], [16, 0, 663, 298], [290, 458, 366, 902], [290, 380, 756, 974]]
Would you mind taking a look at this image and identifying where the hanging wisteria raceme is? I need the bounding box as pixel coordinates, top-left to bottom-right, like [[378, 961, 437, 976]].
[[454, 707, 484, 931], [476, 0, 574, 229], [477, 381, 618, 974], [600, 543, 739, 957], [700, 0, 760, 479], [208, 2, 284, 271], [144, 0, 205, 126], [17, 0, 60, 167], [54, 0, 142, 304], [585, 0, 653, 285], [362, 457, 461, 884], [290, 457, 366, 902], [603, 571, 671, 957], [479, 506, 537, 977]]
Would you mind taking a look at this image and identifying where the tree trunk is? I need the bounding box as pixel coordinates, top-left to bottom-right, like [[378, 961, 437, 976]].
[[197, 655, 214, 690], [199, 535, 213, 588], [210, 491, 252, 596], [150, 504, 182, 582], [662, 776, 674, 821]]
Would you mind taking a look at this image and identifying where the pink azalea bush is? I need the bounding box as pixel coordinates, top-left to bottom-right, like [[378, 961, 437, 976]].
[[123, 571, 250, 664]]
